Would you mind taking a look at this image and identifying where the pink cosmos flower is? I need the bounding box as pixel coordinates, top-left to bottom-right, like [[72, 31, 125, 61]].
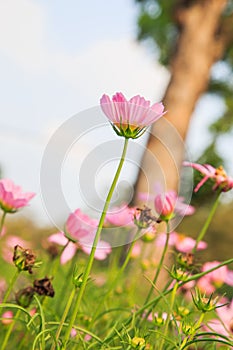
[[48, 209, 111, 264], [100, 92, 165, 139], [154, 191, 176, 221], [156, 232, 207, 253], [183, 162, 233, 192], [204, 299, 233, 340], [70, 329, 91, 342], [197, 261, 233, 294], [173, 233, 207, 253], [154, 190, 195, 221], [139, 184, 194, 222], [105, 204, 135, 227], [70, 328, 77, 338], [130, 241, 142, 259], [0, 179, 35, 213], [2, 235, 32, 264], [1, 311, 13, 325]]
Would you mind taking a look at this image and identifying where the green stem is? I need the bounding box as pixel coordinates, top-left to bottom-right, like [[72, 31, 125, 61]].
[[143, 222, 170, 315], [193, 192, 221, 253], [106, 229, 141, 292], [0, 211, 7, 235], [58, 260, 75, 314], [62, 137, 129, 349], [104, 258, 233, 344], [3, 270, 20, 303], [51, 288, 76, 350], [158, 282, 178, 350], [180, 312, 205, 349], [1, 309, 20, 350], [92, 228, 141, 323]]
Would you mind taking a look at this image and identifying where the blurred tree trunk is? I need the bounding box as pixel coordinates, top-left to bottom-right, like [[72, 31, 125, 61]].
[[134, 0, 228, 200]]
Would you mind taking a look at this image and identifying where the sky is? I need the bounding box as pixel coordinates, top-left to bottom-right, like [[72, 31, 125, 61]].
[[0, 0, 231, 227]]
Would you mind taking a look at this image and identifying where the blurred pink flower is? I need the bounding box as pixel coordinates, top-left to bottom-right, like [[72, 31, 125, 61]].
[[0, 179, 35, 213], [204, 299, 233, 339], [154, 190, 195, 221], [197, 261, 233, 294], [70, 328, 77, 338], [29, 308, 37, 317], [156, 232, 206, 253], [130, 242, 142, 259], [154, 191, 176, 221], [139, 184, 194, 221], [2, 235, 31, 264], [105, 204, 135, 227], [48, 209, 111, 264], [155, 231, 177, 247], [173, 233, 207, 253], [183, 162, 233, 192], [0, 226, 6, 237], [1, 311, 13, 325], [100, 92, 165, 139], [84, 334, 92, 342]]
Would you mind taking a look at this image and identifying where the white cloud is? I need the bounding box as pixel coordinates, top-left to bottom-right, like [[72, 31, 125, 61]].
[[0, 0, 170, 102], [54, 38, 170, 105], [0, 0, 49, 72]]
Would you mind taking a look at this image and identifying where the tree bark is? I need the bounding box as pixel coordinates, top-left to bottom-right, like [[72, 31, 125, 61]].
[[134, 0, 228, 202]]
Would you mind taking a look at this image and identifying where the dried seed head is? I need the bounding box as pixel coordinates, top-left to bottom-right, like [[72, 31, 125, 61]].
[[33, 277, 55, 297]]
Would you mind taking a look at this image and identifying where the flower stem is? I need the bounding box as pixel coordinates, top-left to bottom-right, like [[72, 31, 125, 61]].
[[3, 270, 20, 303], [143, 222, 170, 309], [92, 228, 141, 323], [51, 288, 76, 350], [1, 309, 20, 350], [0, 211, 7, 236], [193, 192, 221, 253], [104, 258, 233, 344], [107, 228, 141, 291], [158, 281, 178, 350], [180, 312, 205, 349], [61, 137, 129, 349]]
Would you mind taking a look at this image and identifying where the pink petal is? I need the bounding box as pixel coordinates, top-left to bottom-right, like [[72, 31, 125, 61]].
[[48, 232, 68, 246], [82, 240, 111, 260], [60, 243, 77, 264]]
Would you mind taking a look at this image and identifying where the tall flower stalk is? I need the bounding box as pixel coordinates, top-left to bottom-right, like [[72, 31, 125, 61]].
[[0, 211, 6, 235], [59, 93, 165, 348], [2, 270, 20, 303], [61, 137, 129, 348]]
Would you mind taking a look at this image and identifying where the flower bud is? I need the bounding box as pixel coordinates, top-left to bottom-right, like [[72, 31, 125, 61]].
[[141, 226, 157, 243], [174, 306, 190, 320], [73, 273, 84, 288], [182, 323, 195, 335], [13, 245, 36, 274], [131, 337, 145, 348], [191, 288, 219, 312], [176, 253, 195, 271], [170, 266, 190, 282], [1, 311, 13, 325], [154, 192, 176, 221], [16, 286, 34, 308]]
